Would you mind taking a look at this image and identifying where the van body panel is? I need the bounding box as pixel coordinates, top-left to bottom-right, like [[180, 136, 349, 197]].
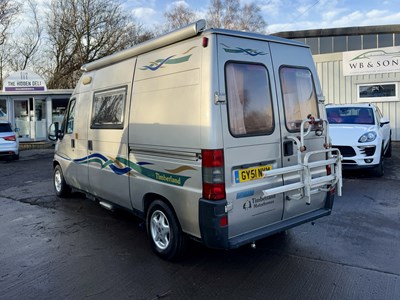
[[131, 40, 202, 149]]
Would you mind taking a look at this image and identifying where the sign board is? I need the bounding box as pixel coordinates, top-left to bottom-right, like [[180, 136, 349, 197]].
[[3, 70, 47, 92], [343, 46, 400, 76]]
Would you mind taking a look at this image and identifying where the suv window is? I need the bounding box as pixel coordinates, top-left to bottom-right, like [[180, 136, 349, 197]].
[[280, 67, 319, 131], [225, 62, 274, 136], [0, 123, 12, 132]]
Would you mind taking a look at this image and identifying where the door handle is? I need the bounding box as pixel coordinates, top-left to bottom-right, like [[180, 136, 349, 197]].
[[88, 140, 93, 151], [71, 139, 75, 148], [283, 141, 293, 156]]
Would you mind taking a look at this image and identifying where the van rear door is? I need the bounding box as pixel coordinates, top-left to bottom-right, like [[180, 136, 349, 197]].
[[217, 35, 329, 239], [269, 42, 329, 220], [216, 35, 284, 238]]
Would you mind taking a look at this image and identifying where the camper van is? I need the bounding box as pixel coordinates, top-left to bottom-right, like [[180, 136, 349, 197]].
[[48, 20, 342, 260]]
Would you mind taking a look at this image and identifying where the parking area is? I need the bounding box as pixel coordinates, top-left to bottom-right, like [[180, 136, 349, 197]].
[[0, 145, 399, 299]]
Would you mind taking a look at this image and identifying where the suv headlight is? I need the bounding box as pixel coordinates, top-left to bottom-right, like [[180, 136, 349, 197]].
[[358, 131, 377, 143]]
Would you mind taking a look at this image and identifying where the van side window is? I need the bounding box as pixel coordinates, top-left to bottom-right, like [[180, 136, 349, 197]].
[[91, 86, 126, 129], [65, 99, 76, 134], [280, 67, 318, 132], [225, 62, 274, 136]]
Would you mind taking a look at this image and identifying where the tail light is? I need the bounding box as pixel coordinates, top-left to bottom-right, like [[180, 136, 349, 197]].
[[202, 149, 226, 200], [3, 135, 16, 141], [326, 164, 331, 175]]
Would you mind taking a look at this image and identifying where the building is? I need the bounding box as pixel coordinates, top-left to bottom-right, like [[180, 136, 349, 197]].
[[0, 70, 72, 142], [274, 24, 400, 141]]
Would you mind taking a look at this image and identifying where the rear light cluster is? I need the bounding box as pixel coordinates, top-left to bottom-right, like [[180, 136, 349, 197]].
[[202, 149, 226, 200], [3, 135, 16, 141]]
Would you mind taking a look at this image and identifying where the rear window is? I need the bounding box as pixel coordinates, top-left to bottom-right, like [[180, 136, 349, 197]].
[[0, 123, 12, 132], [280, 67, 319, 131], [225, 62, 274, 136]]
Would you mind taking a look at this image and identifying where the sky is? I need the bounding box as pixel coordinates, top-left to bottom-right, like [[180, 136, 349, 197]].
[[126, 0, 400, 33]]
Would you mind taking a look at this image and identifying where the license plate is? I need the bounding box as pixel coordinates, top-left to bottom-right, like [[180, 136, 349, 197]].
[[234, 165, 272, 183]]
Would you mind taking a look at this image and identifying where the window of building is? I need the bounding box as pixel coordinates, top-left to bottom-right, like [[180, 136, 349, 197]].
[[0, 99, 7, 121], [378, 33, 393, 47], [395, 34, 400, 46], [280, 67, 319, 132], [294, 38, 306, 44], [306, 37, 319, 54], [348, 35, 361, 51], [333, 36, 347, 52], [363, 34, 377, 49], [225, 62, 274, 136], [320, 36, 333, 54], [357, 83, 398, 102], [52, 98, 69, 124], [91, 86, 126, 129]]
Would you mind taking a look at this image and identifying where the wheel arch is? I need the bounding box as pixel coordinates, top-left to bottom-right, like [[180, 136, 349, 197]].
[[143, 193, 182, 229]]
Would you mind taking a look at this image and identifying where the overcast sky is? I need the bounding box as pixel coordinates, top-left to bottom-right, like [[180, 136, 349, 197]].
[[126, 0, 400, 33]]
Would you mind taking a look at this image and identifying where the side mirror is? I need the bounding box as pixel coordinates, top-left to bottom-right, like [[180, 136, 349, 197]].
[[48, 122, 60, 141], [380, 117, 390, 127]]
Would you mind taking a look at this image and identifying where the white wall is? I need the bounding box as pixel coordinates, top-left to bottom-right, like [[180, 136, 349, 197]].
[[314, 52, 400, 141]]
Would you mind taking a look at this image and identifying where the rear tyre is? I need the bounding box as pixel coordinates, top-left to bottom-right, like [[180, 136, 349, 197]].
[[54, 165, 71, 197], [146, 200, 186, 261], [12, 154, 19, 160]]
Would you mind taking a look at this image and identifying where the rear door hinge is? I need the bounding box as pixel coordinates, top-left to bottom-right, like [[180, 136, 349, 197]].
[[214, 92, 226, 104], [225, 202, 233, 213]]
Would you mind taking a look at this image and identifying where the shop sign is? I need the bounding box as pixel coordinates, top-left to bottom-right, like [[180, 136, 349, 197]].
[[3, 70, 47, 92], [343, 46, 400, 76]]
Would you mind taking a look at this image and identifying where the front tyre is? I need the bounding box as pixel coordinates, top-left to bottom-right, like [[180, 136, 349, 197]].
[[373, 153, 384, 177], [146, 200, 186, 261], [54, 165, 71, 197]]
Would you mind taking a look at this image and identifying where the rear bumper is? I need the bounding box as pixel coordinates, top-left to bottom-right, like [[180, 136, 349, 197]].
[[199, 191, 334, 250]]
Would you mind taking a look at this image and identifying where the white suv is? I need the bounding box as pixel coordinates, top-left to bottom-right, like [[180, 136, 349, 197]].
[[0, 121, 19, 160], [326, 104, 391, 176]]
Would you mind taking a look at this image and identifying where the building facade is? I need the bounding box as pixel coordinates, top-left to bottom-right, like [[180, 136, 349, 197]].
[[0, 70, 72, 142], [274, 24, 400, 141]]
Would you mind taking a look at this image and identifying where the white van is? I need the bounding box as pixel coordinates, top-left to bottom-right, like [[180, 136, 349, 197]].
[[49, 20, 342, 260]]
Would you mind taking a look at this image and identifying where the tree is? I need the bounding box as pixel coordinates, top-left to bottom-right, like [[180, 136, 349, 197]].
[[0, 0, 20, 87], [0, 0, 20, 46], [159, 2, 198, 33], [45, 0, 145, 89], [8, 0, 43, 71], [206, 0, 266, 33]]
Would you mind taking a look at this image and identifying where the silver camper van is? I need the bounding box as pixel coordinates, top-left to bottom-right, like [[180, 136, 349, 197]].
[[49, 20, 342, 260]]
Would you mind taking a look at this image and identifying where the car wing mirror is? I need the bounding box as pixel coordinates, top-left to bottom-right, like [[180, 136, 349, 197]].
[[380, 117, 390, 127], [48, 122, 60, 141]]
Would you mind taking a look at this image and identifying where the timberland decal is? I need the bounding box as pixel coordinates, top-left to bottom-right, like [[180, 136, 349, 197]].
[[73, 153, 194, 186]]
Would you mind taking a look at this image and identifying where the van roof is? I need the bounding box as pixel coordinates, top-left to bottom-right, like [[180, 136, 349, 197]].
[[81, 20, 308, 72]]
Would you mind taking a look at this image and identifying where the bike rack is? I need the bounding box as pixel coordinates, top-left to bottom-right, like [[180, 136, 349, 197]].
[[262, 117, 342, 205]]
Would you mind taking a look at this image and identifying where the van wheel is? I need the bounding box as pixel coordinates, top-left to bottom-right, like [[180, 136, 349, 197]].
[[54, 165, 71, 197], [146, 200, 186, 261]]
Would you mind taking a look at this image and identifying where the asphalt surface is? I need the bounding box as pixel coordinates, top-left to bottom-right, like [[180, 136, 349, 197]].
[[0, 146, 399, 299]]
